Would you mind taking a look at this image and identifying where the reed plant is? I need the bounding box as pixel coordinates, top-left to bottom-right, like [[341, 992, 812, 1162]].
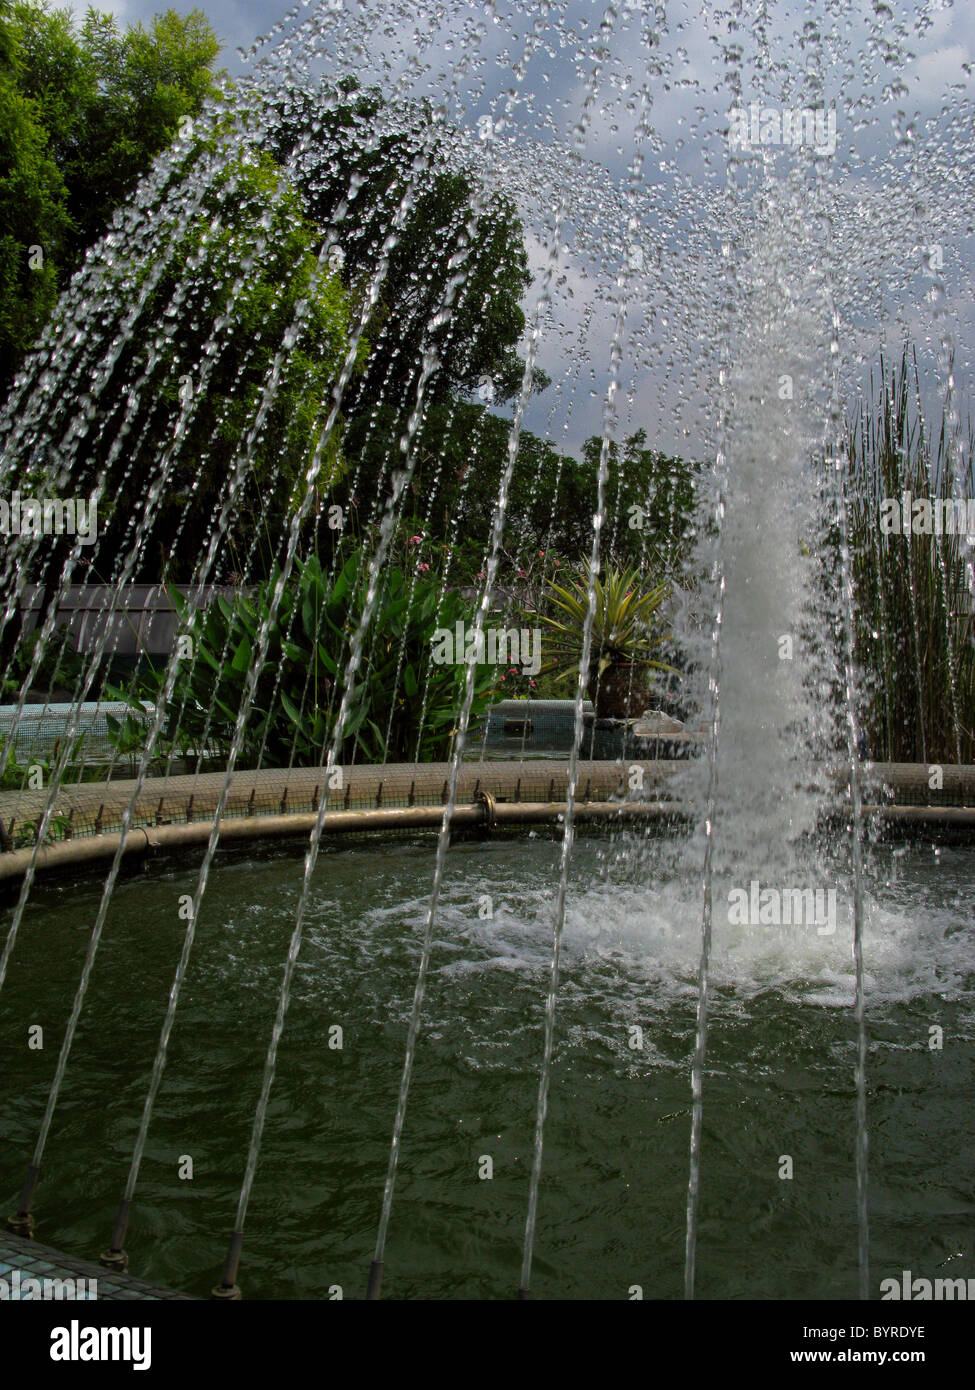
[[845, 350, 974, 763]]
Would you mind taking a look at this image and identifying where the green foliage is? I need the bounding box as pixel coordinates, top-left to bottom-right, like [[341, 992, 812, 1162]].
[[0, 730, 89, 796], [340, 401, 574, 579], [0, 735, 22, 790], [265, 86, 698, 597], [593, 429, 699, 575], [25, 146, 364, 584], [0, 4, 69, 380], [845, 351, 975, 762], [535, 560, 673, 715], [0, 620, 81, 701], [111, 549, 496, 767], [0, 1, 220, 385], [339, 403, 700, 591], [269, 80, 537, 409], [12, 1, 220, 263]]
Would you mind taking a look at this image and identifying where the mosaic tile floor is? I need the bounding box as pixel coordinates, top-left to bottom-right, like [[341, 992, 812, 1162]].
[[0, 1231, 191, 1300]]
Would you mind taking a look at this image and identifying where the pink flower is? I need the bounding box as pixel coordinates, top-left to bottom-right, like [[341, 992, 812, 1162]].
[[529, 679, 536, 688], [476, 571, 486, 579], [538, 550, 545, 557], [508, 667, 519, 674], [517, 568, 527, 578], [408, 534, 422, 547], [418, 562, 430, 571]]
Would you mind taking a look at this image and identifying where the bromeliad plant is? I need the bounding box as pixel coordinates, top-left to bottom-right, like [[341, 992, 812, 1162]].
[[535, 561, 673, 717], [108, 548, 496, 768]]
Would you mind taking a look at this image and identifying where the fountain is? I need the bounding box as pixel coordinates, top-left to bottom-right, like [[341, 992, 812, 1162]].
[[1, 0, 973, 1304]]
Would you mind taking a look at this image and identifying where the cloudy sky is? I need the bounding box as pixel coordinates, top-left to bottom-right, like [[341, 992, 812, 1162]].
[[58, 0, 975, 457]]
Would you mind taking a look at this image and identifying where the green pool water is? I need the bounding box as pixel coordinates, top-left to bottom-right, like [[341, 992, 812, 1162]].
[[1, 832, 973, 1300]]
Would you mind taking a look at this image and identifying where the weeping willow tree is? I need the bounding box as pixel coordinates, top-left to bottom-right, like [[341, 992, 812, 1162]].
[[845, 351, 975, 764]]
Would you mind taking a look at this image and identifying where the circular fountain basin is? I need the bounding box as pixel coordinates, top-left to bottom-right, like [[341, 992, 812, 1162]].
[[2, 831, 973, 1300]]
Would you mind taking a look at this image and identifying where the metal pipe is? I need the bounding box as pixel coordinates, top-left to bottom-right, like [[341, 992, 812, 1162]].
[[1, 799, 973, 886], [863, 804, 975, 827], [0, 801, 684, 884]]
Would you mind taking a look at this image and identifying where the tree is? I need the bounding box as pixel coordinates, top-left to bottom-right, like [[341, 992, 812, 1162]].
[[586, 429, 699, 575], [14, 146, 365, 591], [0, 2, 221, 385], [267, 80, 541, 410], [14, 2, 220, 261], [0, 3, 69, 381]]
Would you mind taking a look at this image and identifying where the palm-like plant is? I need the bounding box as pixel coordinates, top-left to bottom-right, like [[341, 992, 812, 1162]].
[[535, 561, 673, 717]]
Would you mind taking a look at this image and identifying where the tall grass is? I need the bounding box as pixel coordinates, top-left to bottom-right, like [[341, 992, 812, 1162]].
[[845, 350, 975, 763]]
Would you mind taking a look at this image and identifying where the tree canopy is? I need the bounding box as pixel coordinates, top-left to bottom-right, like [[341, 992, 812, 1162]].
[[0, 1, 221, 385], [2, 7, 699, 609], [268, 80, 542, 410]]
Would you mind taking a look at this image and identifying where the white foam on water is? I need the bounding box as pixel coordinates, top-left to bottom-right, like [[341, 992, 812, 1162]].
[[336, 843, 975, 1013]]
